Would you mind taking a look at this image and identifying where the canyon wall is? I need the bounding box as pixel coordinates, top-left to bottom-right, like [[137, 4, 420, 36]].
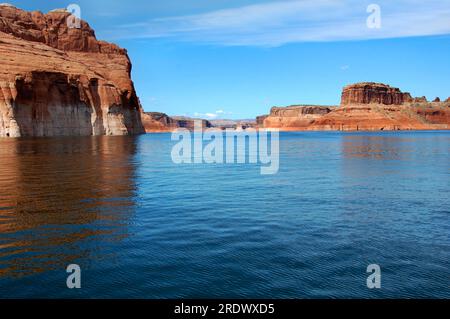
[[141, 113, 212, 132], [141, 112, 177, 132], [260, 83, 449, 131], [341, 82, 413, 105], [263, 105, 334, 129], [0, 4, 144, 137], [256, 115, 268, 127]]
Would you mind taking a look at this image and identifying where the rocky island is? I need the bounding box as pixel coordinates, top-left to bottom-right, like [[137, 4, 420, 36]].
[[0, 4, 144, 137], [259, 83, 450, 131]]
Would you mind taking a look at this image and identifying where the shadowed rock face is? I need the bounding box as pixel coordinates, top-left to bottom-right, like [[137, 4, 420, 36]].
[[171, 116, 212, 130], [256, 115, 268, 127], [0, 5, 144, 137], [341, 82, 413, 106]]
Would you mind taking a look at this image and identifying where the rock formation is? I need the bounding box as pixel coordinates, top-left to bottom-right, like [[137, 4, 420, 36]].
[[341, 82, 413, 106], [256, 115, 268, 127], [172, 116, 212, 131], [141, 112, 177, 132], [0, 4, 144, 137], [141, 113, 212, 132], [414, 96, 428, 103], [260, 82, 449, 131], [263, 105, 333, 129]]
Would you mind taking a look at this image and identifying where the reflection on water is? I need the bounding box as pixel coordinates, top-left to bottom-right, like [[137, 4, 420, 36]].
[[0, 136, 138, 278], [0, 131, 449, 298], [342, 134, 450, 160]]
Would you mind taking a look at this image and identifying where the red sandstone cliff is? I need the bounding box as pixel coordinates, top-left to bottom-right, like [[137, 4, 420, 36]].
[[141, 112, 213, 132], [341, 82, 413, 105], [260, 83, 449, 131], [263, 105, 334, 129], [0, 4, 144, 137], [141, 112, 177, 132]]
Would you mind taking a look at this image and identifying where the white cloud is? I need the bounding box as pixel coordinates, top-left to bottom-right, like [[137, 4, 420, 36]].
[[109, 0, 450, 46], [193, 110, 233, 119]]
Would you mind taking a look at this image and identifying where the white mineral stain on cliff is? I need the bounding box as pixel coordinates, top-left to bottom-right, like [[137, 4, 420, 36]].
[[0, 5, 144, 137]]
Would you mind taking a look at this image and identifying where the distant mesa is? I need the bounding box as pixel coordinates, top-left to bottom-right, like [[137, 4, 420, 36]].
[[209, 119, 256, 130], [341, 82, 413, 106], [141, 112, 258, 133], [141, 112, 213, 133], [141, 112, 176, 132], [171, 116, 212, 130], [258, 82, 450, 131]]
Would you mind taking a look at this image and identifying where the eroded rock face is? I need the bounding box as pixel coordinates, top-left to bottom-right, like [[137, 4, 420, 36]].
[[414, 96, 428, 103], [270, 106, 332, 117], [256, 115, 268, 127], [0, 5, 144, 137], [141, 112, 177, 132], [262, 105, 334, 129], [0, 4, 124, 54], [259, 83, 449, 131], [141, 113, 213, 132], [341, 82, 413, 106]]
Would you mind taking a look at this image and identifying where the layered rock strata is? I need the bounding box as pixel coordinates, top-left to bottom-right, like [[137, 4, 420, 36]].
[[0, 4, 144, 137], [141, 113, 212, 132], [341, 82, 413, 105], [263, 105, 334, 129], [260, 83, 449, 131]]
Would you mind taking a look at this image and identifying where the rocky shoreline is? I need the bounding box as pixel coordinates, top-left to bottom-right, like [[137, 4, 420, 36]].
[[257, 83, 450, 132], [143, 83, 450, 133]]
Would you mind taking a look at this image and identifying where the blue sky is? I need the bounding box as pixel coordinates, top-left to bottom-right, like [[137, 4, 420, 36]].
[[8, 0, 450, 119]]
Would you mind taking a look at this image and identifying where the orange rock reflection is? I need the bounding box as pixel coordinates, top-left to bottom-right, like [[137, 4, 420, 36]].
[[0, 136, 138, 278]]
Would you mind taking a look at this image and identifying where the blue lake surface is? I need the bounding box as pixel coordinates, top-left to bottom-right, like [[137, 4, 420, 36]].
[[0, 131, 449, 298]]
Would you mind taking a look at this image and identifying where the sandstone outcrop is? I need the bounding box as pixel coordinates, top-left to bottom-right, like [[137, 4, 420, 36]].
[[341, 82, 413, 106], [414, 96, 428, 103], [260, 83, 449, 131], [0, 4, 144, 137], [256, 115, 268, 127], [263, 105, 333, 129], [141, 112, 213, 133], [141, 112, 176, 132]]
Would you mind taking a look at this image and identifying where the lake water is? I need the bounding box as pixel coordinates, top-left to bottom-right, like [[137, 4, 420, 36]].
[[0, 131, 449, 298]]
